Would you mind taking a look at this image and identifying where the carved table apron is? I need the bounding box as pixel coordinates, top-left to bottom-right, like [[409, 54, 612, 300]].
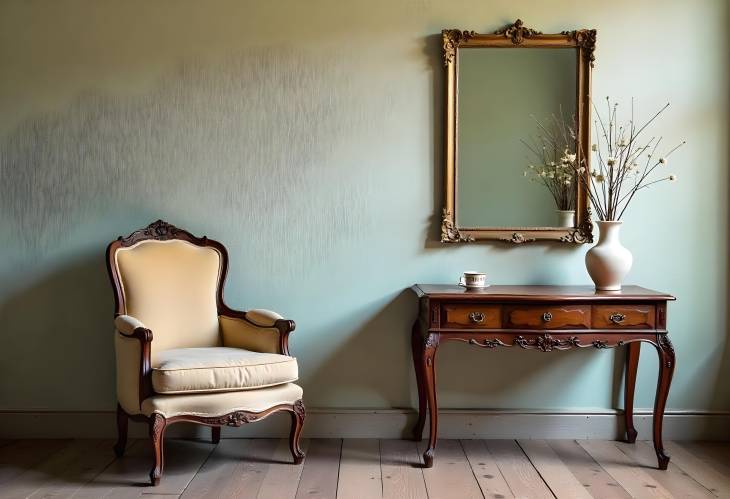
[[410, 284, 675, 469]]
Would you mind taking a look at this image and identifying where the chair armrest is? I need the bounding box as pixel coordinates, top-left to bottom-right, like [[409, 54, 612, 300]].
[[246, 309, 296, 334], [114, 315, 153, 411], [115, 315, 149, 336], [219, 308, 296, 355]]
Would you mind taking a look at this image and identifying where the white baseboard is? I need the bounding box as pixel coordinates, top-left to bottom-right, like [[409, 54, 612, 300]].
[[1, 409, 728, 440]]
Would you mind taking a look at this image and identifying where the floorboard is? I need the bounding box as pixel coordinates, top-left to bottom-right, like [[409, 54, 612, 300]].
[[678, 441, 730, 478], [662, 441, 730, 497], [294, 438, 341, 499], [257, 438, 309, 499], [74, 438, 214, 498], [693, 442, 730, 464], [0, 438, 727, 499], [518, 439, 592, 498], [2, 439, 115, 499], [615, 441, 715, 499], [547, 440, 631, 499], [72, 439, 150, 498], [380, 439, 427, 499], [420, 439, 484, 499], [0, 439, 69, 487], [578, 440, 674, 499], [181, 438, 277, 498], [461, 439, 514, 499], [337, 439, 382, 499], [485, 439, 554, 499]]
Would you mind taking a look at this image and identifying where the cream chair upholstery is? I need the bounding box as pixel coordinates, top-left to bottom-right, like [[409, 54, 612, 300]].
[[115, 239, 222, 360], [141, 384, 304, 418], [151, 347, 298, 394], [107, 220, 305, 486]]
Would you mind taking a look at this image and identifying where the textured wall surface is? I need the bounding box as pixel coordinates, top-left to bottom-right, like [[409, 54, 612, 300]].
[[0, 0, 728, 414]]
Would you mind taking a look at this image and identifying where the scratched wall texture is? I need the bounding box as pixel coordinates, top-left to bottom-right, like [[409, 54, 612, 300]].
[[0, 48, 382, 263], [0, 0, 728, 415]]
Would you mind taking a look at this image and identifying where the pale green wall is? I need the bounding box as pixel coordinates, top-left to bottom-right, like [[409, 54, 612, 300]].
[[0, 0, 728, 415]]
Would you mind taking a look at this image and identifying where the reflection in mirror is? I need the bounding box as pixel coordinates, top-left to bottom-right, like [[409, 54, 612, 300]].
[[456, 48, 577, 228]]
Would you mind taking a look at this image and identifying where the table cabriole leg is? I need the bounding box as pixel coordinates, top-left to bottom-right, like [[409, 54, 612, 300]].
[[411, 322, 427, 441], [653, 334, 675, 470], [624, 341, 640, 443], [422, 333, 439, 468]]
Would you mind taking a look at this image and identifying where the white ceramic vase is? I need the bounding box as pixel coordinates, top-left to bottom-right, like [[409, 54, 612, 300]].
[[556, 210, 575, 228], [585, 221, 633, 291]]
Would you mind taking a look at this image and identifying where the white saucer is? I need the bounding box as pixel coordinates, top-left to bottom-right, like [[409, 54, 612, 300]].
[[458, 283, 490, 289]]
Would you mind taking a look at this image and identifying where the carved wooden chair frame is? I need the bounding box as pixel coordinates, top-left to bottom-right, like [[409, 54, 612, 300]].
[[106, 220, 305, 485]]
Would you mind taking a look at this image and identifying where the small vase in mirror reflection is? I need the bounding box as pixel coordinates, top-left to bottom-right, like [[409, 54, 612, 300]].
[[556, 210, 575, 228], [585, 221, 632, 291]]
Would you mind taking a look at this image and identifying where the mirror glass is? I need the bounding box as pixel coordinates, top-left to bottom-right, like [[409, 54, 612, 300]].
[[456, 48, 577, 228]]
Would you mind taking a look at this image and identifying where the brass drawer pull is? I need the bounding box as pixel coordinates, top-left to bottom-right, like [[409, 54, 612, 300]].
[[542, 312, 553, 322], [469, 312, 485, 324], [609, 313, 626, 324]]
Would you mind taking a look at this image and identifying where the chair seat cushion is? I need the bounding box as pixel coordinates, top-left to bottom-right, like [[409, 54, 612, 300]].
[[151, 347, 298, 394]]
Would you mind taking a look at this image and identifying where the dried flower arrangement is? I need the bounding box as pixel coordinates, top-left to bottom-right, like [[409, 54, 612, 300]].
[[567, 97, 685, 221], [521, 113, 577, 212]]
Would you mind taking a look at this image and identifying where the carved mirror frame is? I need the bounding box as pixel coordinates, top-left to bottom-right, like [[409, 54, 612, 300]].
[[441, 20, 596, 244]]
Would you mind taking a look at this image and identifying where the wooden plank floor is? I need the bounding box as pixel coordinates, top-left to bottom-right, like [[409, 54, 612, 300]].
[[0, 439, 727, 498]]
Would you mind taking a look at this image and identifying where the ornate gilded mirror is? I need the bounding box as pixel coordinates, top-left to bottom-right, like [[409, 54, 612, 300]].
[[441, 20, 596, 244]]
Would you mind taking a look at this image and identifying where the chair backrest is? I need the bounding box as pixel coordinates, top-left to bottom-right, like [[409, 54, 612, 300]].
[[107, 220, 230, 362]]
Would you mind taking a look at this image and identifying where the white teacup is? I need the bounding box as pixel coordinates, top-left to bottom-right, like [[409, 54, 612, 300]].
[[459, 271, 488, 288]]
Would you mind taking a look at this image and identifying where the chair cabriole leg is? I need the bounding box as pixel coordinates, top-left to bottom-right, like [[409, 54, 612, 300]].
[[289, 400, 306, 464], [149, 413, 166, 486], [212, 426, 221, 444]]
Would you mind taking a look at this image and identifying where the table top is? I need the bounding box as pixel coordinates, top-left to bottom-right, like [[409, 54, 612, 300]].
[[412, 284, 675, 302]]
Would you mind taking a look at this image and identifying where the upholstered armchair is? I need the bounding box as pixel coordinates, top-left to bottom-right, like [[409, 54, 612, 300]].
[[107, 220, 305, 486]]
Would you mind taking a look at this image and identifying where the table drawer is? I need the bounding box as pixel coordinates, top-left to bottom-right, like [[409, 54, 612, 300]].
[[592, 305, 655, 329], [442, 305, 502, 328], [505, 305, 591, 329]]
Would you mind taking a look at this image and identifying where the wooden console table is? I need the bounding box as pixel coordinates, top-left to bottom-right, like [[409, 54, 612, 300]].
[[410, 284, 675, 469]]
